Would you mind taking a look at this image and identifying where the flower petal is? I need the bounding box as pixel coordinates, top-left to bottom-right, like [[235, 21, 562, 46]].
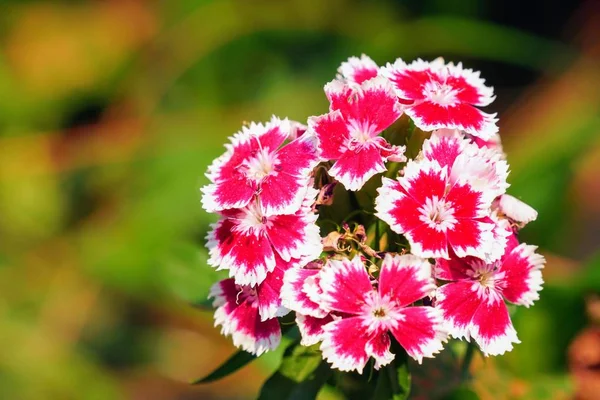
[[308, 110, 349, 160], [399, 159, 447, 205], [207, 216, 276, 287], [435, 281, 484, 341], [375, 177, 423, 235], [500, 243, 545, 307], [319, 257, 373, 315], [281, 267, 328, 318], [297, 313, 334, 346], [445, 62, 495, 107], [210, 279, 281, 356], [260, 133, 320, 216], [495, 194, 538, 225], [470, 298, 519, 356], [266, 210, 322, 263], [446, 218, 494, 259], [345, 77, 403, 132], [257, 255, 296, 321], [389, 306, 447, 363], [379, 254, 436, 307], [406, 102, 498, 140], [338, 54, 379, 85], [445, 180, 491, 220], [201, 117, 289, 212], [329, 143, 387, 191], [450, 151, 509, 200], [365, 331, 395, 370], [320, 316, 375, 373], [381, 58, 444, 102], [434, 257, 472, 282], [422, 131, 467, 169], [405, 223, 450, 259]]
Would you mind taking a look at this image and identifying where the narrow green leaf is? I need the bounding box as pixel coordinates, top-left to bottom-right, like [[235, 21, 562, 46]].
[[258, 342, 331, 400], [192, 350, 256, 384]]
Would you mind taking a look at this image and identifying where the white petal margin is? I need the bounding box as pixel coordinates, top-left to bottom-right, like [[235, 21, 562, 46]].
[[407, 307, 448, 364], [337, 54, 379, 83], [365, 334, 395, 370], [280, 268, 328, 318], [451, 148, 510, 201], [510, 244, 546, 307], [497, 194, 538, 225], [445, 61, 496, 107], [209, 282, 281, 356], [328, 146, 387, 191], [296, 313, 334, 346], [470, 318, 520, 357], [205, 219, 276, 287], [320, 318, 370, 374], [374, 177, 405, 231]]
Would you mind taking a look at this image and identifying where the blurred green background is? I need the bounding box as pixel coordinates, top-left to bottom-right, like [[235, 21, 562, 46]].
[[0, 0, 599, 399]]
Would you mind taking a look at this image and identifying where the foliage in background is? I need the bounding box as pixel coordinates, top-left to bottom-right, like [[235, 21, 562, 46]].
[[0, 0, 598, 399]]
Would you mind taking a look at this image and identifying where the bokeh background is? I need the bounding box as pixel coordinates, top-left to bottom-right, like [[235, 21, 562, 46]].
[[1, 0, 599, 399]]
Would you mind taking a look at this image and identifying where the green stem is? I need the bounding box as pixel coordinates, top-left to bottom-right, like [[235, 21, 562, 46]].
[[374, 219, 381, 252], [461, 342, 476, 381]]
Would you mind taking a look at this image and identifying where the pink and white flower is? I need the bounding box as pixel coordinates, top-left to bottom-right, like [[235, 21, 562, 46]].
[[210, 256, 294, 355], [376, 159, 495, 260], [422, 129, 509, 200], [337, 54, 379, 85], [435, 243, 545, 355], [381, 58, 498, 139], [318, 255, 446, 373], [201, 116, 320, 216], [207, 189, 322, 287], [309, 77, 405, 191]]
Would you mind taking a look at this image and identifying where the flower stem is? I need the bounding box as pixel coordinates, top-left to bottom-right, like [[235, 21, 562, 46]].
[[461, 342, 476, 381]]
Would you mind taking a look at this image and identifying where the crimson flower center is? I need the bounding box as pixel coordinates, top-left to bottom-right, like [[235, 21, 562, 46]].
[[236, 285, 257, 305]]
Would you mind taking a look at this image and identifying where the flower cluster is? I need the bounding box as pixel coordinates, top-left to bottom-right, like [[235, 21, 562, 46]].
[[201, 55, 545, 372]]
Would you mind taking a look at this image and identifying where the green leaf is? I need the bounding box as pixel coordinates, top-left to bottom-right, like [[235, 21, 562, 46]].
[[372, 356, 411, 400], [192, 350, 256, 384], [258, 342, 331, 400]]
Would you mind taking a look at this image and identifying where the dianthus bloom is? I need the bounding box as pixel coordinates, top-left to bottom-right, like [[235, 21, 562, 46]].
[[309, 77, 406, 191], [435, 243, 545, 355], [376, 159, 496, 260], [318, 255, 446, 372], [382, 58, 498, 139], [200, 54, 545, 386], [201, 117, 320, 216], [207, 189, 322, 286]]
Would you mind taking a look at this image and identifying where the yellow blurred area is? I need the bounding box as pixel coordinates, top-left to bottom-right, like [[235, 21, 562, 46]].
[[0, 0, 599, 399]]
